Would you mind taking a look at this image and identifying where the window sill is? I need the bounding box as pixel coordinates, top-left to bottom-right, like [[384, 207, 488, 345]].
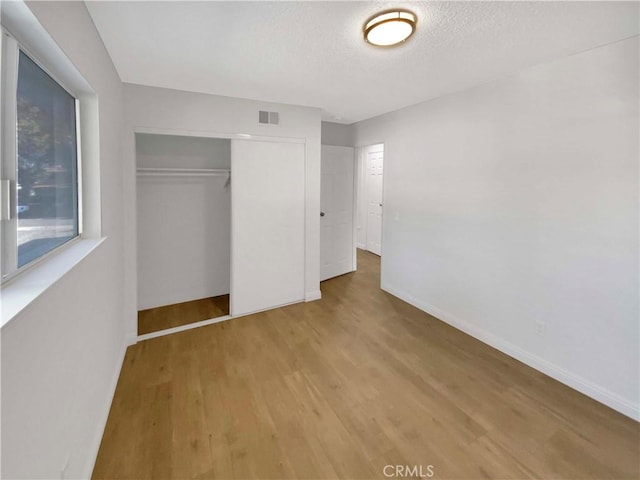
[[0, 237, 106, 329]]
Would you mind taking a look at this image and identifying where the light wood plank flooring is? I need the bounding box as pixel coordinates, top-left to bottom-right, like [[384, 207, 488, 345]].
[[138, 295, 230, 335], [95, 250, 639, 479]]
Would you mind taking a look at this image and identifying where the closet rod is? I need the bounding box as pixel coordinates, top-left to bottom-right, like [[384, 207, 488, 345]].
[[136, 167, 230, 177]]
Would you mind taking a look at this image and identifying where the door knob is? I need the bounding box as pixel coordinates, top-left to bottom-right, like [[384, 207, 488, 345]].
[[320, 212, 325, 217]]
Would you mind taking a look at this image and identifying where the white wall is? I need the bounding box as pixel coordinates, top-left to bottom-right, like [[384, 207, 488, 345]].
[[1, 2, 126, 478], [352, 37, 640, 419], [123, 84, 322, 339], [321, 121, 353, 147], [136, 135, 231, 310], [136, 133, 231, 169]]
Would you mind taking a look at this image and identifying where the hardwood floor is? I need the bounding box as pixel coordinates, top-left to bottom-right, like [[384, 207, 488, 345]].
[[138, 295, 230, 335], [95, 250, 639, 479]]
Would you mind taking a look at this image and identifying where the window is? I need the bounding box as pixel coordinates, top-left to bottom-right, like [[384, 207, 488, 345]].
[[1, 34, 81, 280]]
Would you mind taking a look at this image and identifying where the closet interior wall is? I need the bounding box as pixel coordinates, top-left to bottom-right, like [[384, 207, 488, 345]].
[[135, 133, 231, 310]]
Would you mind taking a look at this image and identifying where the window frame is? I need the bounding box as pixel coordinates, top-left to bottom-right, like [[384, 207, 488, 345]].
[[1, 28, 84, 284]]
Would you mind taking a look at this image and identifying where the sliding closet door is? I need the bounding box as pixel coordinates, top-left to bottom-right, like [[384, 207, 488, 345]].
[[231, 140, 305, 316]]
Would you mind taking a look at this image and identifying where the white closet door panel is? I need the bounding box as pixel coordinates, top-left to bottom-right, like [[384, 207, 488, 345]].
[[231, 140, 305, 316]]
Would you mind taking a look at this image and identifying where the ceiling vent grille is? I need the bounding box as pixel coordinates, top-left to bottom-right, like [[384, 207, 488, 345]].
[[259, 110, 279, 125]]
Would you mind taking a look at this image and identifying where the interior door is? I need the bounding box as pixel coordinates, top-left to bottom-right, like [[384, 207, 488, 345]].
[[320, 145, 355, 281], [231, 139, 305, 316], [366, 146, 384, 256]]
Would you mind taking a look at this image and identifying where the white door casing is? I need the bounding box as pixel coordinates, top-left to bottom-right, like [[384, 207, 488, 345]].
[[230, 139, 305, 316], [366, 146, 384, 256], [320, 145, 355, 281]]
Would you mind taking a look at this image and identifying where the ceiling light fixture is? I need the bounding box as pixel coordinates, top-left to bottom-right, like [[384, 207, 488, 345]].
[[364, 9, 417, 47]]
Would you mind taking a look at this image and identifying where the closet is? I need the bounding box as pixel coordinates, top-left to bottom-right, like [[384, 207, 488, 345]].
[[135, 133, 306, 337], [136, 133, 231, 335]]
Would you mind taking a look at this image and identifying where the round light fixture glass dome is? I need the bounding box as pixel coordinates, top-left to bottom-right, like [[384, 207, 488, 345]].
[[364, 10, 417, 47]]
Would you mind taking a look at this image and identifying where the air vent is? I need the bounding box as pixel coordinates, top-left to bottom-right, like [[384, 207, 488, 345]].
[[259, 110, 279, 125]]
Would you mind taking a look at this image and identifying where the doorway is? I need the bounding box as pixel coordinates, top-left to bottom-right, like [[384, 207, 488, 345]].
[[356, 143, 384, 257]]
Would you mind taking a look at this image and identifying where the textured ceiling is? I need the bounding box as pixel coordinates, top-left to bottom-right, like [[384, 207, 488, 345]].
[[86, 1, 639, 124]]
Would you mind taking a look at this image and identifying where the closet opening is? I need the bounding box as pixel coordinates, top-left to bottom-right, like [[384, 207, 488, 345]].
[[135, 133, 231, 336]]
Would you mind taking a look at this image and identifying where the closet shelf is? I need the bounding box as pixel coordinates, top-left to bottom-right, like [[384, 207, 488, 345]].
[[136, 167, 230, 177]]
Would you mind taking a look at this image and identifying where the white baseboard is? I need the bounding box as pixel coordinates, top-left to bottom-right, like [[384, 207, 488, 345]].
[[137, 315, 232, 342], [85, 340, 128, 478], [137, 298, 308, 342], [381, 282, 640, 422], [305, 290, 322, 302]]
